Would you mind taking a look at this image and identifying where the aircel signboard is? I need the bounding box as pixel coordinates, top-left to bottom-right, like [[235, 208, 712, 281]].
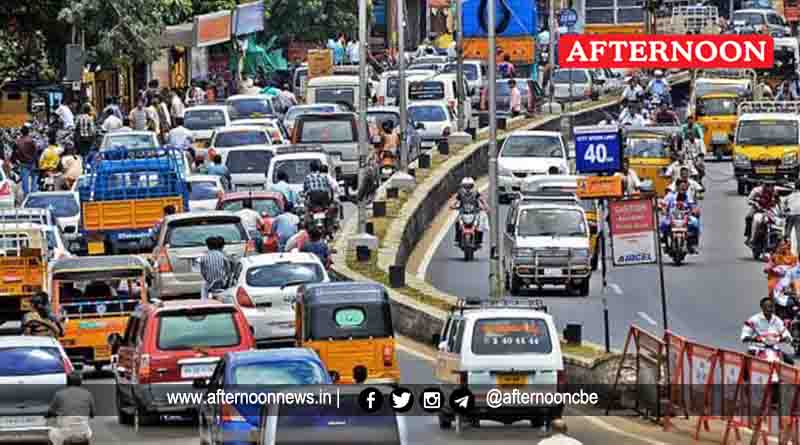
[[609, 198, 657, 266]]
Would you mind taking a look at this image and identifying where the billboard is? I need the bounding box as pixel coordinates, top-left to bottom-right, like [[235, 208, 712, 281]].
[[194, 10, 232, 48], [233, 1, 265, 36], [609, 198, 657, 266], [462, 0, 537, 38]]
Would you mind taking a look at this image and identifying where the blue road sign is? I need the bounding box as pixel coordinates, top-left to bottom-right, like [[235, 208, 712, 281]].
[[558, 8, 578, 27], [574, 128, 622, 174]]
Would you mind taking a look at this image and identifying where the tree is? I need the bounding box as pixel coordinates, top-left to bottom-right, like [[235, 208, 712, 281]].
[[265, 0, 357, 43]]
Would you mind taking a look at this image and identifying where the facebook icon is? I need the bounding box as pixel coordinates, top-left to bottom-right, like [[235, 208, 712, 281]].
[[358, 387, 384, 413]]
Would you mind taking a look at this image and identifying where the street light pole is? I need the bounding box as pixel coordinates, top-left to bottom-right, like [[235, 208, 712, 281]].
[[456, 0, 465, 131], [548, 0, 556, 105], [398, 0, 408, 170], [488, 0, 501, 298]]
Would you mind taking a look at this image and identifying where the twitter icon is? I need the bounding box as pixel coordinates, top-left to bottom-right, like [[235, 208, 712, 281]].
[[390, 387, 414, 413]]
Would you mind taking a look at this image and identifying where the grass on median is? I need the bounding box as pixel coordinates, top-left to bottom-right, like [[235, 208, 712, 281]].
[[561, 342, 611, 361]]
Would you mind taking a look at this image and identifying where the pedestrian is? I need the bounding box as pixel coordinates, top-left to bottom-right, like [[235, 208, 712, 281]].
[[538, 420, 582, 444], [145, 97, 161, 136], [508, 79, 522, 117], [273, 208, 300, 251], [75, 104, 96, 157], [198, 236, 232, 301], [55, 101, 75, 129], [129, 98, 149, 131], [333, 33, 346, 65], [785, 179, 800, 254], [615, 158, 642, 196], [167, 117, 193, 148], [347, 37, 359, 64], [498, 54, 516, 79], [46, 371, 95, 445], [12, 125, 39, 197], [101, 109, 123, 133], [102, 96, 123, 121], [59, 145, 83, 191], [300, 228, 331, 265], [22, 292, 63, 337], [152, 205, 176, 238], [170, 90, 185, 121]]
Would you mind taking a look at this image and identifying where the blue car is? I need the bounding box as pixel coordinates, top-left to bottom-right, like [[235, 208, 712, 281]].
[[198, 348, 332, 445]]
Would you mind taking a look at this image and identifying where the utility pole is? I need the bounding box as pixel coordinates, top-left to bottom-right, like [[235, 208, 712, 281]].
[[456, 0, 465, 131], [392, 0, 416, 190], [350, 0, 379, 254], [488, 0, 502, 298], [548, 0, 556, 106]]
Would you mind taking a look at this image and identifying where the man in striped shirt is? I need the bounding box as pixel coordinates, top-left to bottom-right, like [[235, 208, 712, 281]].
[[199, 236, 232, 300]]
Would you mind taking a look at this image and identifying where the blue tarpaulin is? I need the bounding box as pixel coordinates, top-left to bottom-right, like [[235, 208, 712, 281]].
[[462, 0, 538, 38]]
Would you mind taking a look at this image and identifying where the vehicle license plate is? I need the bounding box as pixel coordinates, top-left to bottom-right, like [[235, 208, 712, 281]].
[[756, 166, 776, 174], [181, 364, 215, 379], [544, 268, 562, 277], [314, 212, 326, 221], [496, 373, 528, 387], [88, 241, 105, 255], [0, 416, 43, 429]]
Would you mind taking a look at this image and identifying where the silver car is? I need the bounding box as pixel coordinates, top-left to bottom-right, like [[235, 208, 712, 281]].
[[151, 211, 253, 298]]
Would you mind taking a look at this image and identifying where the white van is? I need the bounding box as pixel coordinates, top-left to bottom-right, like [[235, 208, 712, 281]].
[[306, 75, 372, 111], [408, 73, 475, 130], [433, 298, 564, 430], [377, 69, 437, 106], [183, 105, 232, 149]]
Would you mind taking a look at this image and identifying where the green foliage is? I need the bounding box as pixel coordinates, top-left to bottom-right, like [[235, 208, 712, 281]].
[[265, 0, 357, 42]]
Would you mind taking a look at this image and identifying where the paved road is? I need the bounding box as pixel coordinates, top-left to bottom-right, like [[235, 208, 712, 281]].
[[426, 162, 758, 353]]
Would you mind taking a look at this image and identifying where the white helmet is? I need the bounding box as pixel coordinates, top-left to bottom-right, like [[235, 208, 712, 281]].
[[461, 177, 475, 188], [654, 70, 664, 77]]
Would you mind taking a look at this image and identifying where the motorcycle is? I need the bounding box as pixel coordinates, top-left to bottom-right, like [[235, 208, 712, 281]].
[[379, 148, 398, 181], [746, 333, 789, 388], [665, 204, 691, 265], [751, 204, 786, 260], [456, 203, 481, 262]]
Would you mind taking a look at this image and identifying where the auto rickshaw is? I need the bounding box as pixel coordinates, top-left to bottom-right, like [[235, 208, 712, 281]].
[[623, 126, 680, 197], [0, 80, 66, 129], [50, 255, 151, 371], [294, 282, 399, 384], [695, 92, 742, 160]]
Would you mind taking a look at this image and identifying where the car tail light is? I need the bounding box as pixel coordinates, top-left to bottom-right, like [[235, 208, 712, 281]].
[[138, 354, 151, 382], [156, 247, 172, 273], [443, 127, 451, 138], [63, 356, 74, 374], [378, 96, 385, 105], [383, 344, 393, 366], [236, 287, 255, 308], [458, 371, 468, 385], [557, 370, 567, 391], [221, 403, 247, 422], [585, 88, 591, 97], [0, 182, 11, 196], [245, 239, 256, 255]]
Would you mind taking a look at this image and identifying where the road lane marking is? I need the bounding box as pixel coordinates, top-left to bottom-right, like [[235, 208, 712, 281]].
[[397, 339, 437, 364], [580, 415, 670, 445], [416, 182, 490, 280], [608, 283, 623, 295], [637, 312, 658, 326]]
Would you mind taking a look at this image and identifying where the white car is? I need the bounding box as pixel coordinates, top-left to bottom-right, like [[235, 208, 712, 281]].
[[184, 105, 232, 149], [407, 101, 455, 150], [442, 60, 486, 106], [376, 69, 437, 106], [266, 146, 334, 202], [99, 130, 160, 150], [283, 104, 345, 135], [551, 68, 601, 102], [220, 145, 278, 191], [187, 175, 225, 211], [497, 131, 569, 203], [226, 94, 281, 121], [21, 191, 81, 239], [217, 252, 330, 347], [231, 118, 289, 144], [0, 336, 75, 442], [209, 125, 274, 156]]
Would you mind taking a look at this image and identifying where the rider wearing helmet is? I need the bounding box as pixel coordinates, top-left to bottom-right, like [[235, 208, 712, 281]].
[[646, 70, 671, 105], [22, 292, 64, 338], [451, 177, 489, 246]]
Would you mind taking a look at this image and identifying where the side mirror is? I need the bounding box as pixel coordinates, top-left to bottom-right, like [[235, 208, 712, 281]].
[[432, 333, 441, 345], [108, 333, 123, 354], [193, 378, 208, 389]]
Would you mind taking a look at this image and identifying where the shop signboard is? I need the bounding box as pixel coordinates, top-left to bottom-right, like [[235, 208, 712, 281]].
[[194, 10, 232, 48]]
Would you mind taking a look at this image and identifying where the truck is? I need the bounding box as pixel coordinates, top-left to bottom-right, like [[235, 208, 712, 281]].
[[0, 223, 49, 326], [77, 146, 189, 255]]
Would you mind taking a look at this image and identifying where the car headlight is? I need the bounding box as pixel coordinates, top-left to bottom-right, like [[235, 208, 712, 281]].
[[734, 154, 751, 167], [784, 153, 798, 167], [513, 248, 534, 257]]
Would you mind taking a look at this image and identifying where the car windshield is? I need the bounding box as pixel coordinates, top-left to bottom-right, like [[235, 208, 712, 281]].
[[0, 347, 64, 376], [409, 81, 445, 101], [698, 97, 738, 116], [409, 63, 438, 71], [24, 195, 79, 218], [233, 361, 328, 385], [185, 110, 227, 131], [694, 82, 749, 98], [273, 160, 315, 184], [517, 209, 586, 237], [228, 98, 275, 119], [314, 88, 355, 107], [157, 309, 240, 350], [442, 64, 479, 80], [220, 199, 282, 217], [299, 120, 355, 143], [189, 181, 220, 200], [733, 11, 765, 24], [552, 69, 588, 83], [167, 222, 245, 247], [286, 106, 334, 121], [245, 263, 324, 288], [625, 137, 670, 157], [367, 112, 400, 130], [104, 134, 157, 149], [501, 135, 563, 158], [736, 120, 799, 145], [471, 318, 553, 355], [214, 131, 269, 147], [409, 106, 447, 122], [226, 150, 274, 174]]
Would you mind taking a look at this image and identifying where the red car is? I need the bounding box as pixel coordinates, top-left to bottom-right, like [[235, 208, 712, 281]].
[[216, 191, 287, 253], [109, 299, 255, 425]]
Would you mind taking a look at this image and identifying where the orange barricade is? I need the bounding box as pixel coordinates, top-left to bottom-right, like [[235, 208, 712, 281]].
[[721, 350, 747, 444], [690, 343, 721, 440], [607, 326, 665, 418], [749, 357, 777, 445], [778, 363, 800, 445], [663, 331, 690, 431]]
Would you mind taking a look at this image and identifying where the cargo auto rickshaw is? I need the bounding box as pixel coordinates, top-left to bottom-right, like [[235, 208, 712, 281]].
[[50, 255, 151, 370], [695, 92, 742, 160], [623, 126, 681, 197], [294, 282, 399, 384]]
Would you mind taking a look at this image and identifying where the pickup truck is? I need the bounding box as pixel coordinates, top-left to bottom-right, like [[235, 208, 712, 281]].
[[0, 224, 48, 325], [77, 146, 189, 255]]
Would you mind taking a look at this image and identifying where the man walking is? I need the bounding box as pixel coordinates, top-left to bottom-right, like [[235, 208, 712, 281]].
[[129, 98, 149, 131], [75, 104, 96, 157], [198, 236, 231, 301], [12, 126, 38, 197]]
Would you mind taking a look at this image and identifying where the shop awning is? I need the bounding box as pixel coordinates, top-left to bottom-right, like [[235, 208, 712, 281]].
[[160, 22, 193, 48]]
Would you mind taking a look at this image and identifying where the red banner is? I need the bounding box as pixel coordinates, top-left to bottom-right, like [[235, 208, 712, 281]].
[[558, 34, 774, 69]]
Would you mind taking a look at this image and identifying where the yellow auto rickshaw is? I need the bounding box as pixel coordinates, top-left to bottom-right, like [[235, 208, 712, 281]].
[[294, 282, 399, 384], [50, 255, 151, 371], [695, 93, 741, 160], [623, 126, 680, 197]]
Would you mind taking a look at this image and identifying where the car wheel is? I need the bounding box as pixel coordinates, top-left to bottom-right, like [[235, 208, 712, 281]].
[[578, 280, 590, 297], [116, 388, 134, 426]]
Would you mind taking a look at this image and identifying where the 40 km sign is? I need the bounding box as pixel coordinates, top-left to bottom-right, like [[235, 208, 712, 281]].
[[574, 125, 622, 174]]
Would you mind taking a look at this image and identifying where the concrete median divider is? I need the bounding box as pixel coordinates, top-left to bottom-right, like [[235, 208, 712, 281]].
[[331, 73, 690, 386]]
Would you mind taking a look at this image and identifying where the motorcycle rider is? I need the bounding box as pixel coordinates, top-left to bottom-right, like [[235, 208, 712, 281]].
[[615, 158, 641, 196], [622, 77, 644, 103], [38, 133, 63, 190], [450, 177, 488, 247], [741, 297, 794, 365], [746, 182, 778, 247], [46, 371, 95, 445], [619, 102, 649, 127], [22, 292, 64, 337], [660, 182, 701, 253], [665, 150, 698, 182], [667, 166, 704, 201], [769, 242, 800, 299], [646, 70, 671, 105], [654, 102, 680, 125], [303, 161, 335, 233]]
